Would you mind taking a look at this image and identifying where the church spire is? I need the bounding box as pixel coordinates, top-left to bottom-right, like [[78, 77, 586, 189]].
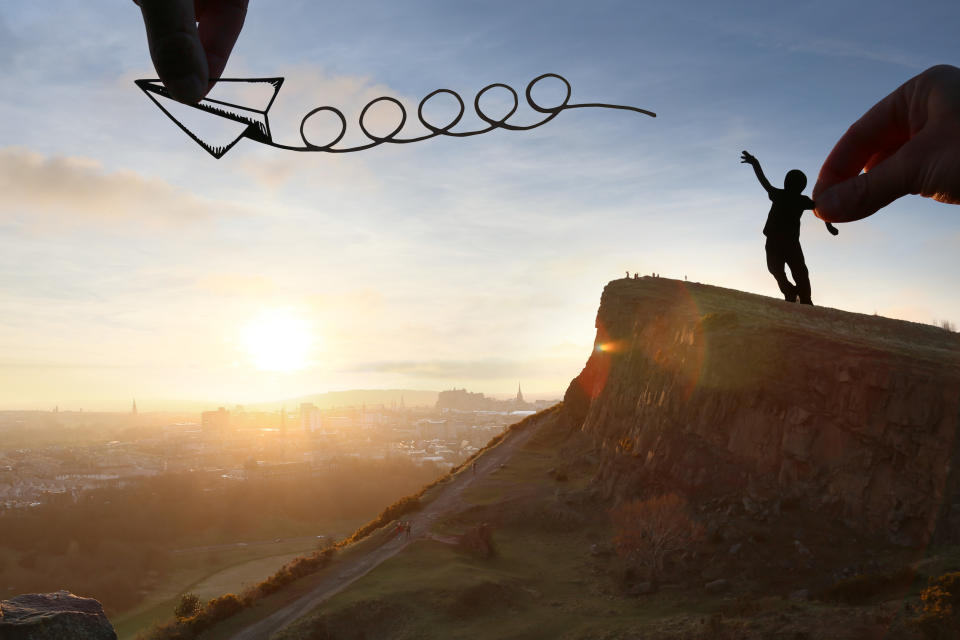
[[516, 383, 524, 404], [131, 398, 138, 415]]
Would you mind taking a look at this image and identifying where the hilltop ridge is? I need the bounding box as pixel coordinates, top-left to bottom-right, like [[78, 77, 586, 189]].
[[566, 276, 960, 546]]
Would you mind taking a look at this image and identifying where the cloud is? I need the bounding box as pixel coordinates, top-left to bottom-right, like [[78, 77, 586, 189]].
[[781, 38, 926, 70], [0, 146, 245, 227]]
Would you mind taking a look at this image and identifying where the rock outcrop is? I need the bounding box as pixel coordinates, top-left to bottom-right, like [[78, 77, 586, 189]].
[[565, 277, 960, 546], [0, 591, 117, 640]]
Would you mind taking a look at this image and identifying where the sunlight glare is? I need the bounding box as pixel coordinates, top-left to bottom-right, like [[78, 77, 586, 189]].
[[241, 308, 314, 372]]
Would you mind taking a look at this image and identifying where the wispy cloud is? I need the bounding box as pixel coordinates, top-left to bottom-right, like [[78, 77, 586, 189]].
[[781, 38, 926, 70], [0, 147, 247, 227]]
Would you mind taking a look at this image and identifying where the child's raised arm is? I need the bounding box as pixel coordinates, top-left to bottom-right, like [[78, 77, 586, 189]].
[[741, 150, 774, 196]]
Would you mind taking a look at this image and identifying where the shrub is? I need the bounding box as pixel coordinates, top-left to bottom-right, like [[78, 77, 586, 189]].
[[340, 495, 421, 546], [254, 548, 336, 597], [914, 571, 960, 639], [174, 593, 201, 621], [611, 493, 703, 580], [187, 593, 244, 634]]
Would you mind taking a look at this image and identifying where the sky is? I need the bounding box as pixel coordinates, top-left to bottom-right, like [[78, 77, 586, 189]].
[[0, 1, 957, 410]]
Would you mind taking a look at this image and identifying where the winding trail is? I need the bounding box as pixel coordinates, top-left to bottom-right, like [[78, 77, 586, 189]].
[[230, 418, 542, 640]]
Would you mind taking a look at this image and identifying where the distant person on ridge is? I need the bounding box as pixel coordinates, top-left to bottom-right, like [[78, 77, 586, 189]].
[[741, 151, 839, 305]]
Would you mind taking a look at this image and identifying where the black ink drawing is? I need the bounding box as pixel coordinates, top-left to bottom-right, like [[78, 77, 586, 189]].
[[135, 74, 656, 159]]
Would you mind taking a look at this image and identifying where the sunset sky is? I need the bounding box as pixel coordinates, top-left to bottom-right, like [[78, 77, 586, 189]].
[[0, 1, 957, 410]]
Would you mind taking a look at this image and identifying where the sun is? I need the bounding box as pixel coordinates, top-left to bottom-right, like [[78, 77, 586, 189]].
[[241, 308, 314, 372]]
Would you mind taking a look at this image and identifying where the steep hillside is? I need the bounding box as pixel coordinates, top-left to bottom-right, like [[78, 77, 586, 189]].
[[566, 277, 960, 547]]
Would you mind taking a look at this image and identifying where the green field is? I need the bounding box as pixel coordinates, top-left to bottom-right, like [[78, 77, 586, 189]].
[[112, 523, 361, 640]]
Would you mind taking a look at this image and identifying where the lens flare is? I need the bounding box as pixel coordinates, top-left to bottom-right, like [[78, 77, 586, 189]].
[[241, 308, 313, 372]]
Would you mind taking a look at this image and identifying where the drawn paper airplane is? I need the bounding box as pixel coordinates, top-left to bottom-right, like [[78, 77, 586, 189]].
[[136, 78, 283, 159], [136, 74, 655, 159]]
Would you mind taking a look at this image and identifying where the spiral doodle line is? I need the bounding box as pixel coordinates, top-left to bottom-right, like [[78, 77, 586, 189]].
[[136, 73, 656, 159]]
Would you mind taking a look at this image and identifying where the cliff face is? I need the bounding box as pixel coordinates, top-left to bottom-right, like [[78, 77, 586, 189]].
[[565, 278, 960, 546]]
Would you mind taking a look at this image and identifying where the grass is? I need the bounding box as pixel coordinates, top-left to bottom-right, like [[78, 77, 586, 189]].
[[272, 533, 704, 640], [267, 413, 724, 639], [194, 530, 397, 640], [112, 526, 359, 640]]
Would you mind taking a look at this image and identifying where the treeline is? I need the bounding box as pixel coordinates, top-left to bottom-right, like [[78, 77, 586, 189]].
[[0, 456, 441, 614]]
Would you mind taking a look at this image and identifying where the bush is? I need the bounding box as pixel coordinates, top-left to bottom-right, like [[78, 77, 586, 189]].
[[174, 593, 201, 621], [188, 593, 244, 634], [254, 548, 335, 597], [914, 571, 960, 639], [611, 493, 703, 581], [340, 496, 421, 546]]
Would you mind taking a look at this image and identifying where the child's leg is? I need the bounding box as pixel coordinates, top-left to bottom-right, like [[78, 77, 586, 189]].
[[765, 241, 797, 301], [785, 243, 812, 304]]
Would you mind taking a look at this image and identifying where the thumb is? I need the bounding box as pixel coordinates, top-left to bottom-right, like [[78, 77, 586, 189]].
[[815, 137, 923, 222]]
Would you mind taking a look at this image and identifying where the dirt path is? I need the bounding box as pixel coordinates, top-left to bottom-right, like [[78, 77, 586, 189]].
[[229, 419, 543, 640]]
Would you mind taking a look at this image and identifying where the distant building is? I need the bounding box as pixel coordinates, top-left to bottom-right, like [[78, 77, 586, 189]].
[[201, 407, 230, 432], [436, 388, 492, 411], [131, 399, 138, 416], [300, 403, 321, 432], [437, 386, 533, 412]]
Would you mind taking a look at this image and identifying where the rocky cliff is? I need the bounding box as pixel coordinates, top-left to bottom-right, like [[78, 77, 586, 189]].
[[564, 277, 960, 547], [0, 591, 117, 639]]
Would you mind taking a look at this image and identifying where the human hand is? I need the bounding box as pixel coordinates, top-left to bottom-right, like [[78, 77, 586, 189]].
[[813, 64, 960, 223], [740, 150, 758, 166], [135, 0, 249, 104]]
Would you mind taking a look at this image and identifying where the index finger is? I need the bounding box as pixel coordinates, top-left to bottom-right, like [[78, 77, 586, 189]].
[[138, 0, 209, 104], [812, 77, 915, 201], [197, 0, 249, 84]]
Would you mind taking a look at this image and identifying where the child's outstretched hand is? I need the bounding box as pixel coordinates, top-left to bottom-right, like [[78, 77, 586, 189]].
[[741, 150, 758, 166]]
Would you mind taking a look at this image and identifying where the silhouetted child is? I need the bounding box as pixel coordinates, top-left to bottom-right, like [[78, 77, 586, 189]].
[[741, 150, 838, 305]]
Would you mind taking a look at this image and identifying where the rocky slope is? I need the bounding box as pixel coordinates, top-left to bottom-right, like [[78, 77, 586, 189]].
[[0, 591, 117, 639], [565, 277, 960, 547]]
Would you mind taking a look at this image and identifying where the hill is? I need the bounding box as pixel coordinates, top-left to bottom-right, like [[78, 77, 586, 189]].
[[130, 278, 960, 639]]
